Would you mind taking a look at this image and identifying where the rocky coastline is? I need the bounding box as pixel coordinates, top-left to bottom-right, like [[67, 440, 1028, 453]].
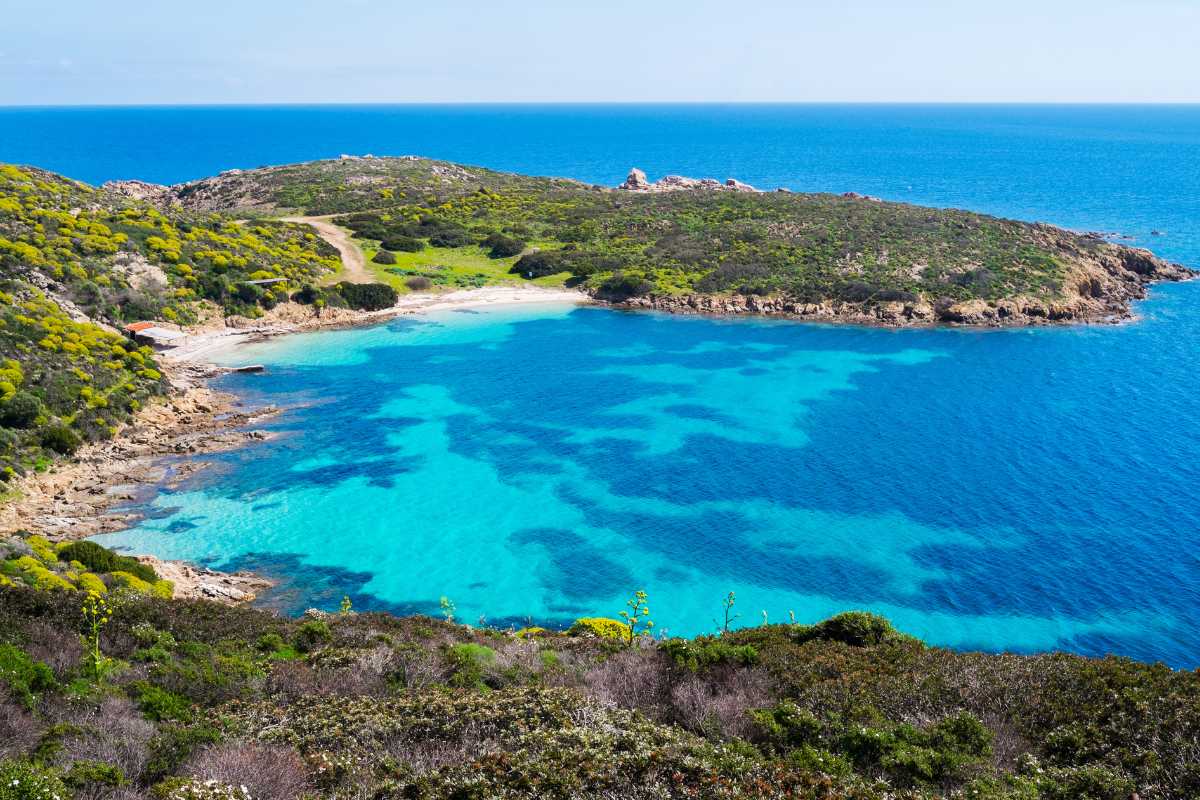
[[595, 240, 1196, 328]]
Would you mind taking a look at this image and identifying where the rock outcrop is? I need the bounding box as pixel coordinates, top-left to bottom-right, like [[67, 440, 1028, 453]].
[[103, 179, 174, 205], [617, 168, 759, 193]]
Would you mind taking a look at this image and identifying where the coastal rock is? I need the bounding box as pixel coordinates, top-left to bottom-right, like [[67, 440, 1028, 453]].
[[620, 168, 652, 191], [111, 252, 169, 293], [103, 179, 174, 205], [617, 168, 761, 194]]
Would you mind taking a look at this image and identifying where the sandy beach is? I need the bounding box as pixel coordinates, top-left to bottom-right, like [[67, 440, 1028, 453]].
[[165, 285, 587, 365]]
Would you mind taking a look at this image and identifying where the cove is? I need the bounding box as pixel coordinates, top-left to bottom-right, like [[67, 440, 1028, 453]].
[[93, 290, 1200, 667]]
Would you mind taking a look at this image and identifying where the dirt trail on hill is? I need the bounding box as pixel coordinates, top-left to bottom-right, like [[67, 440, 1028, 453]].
[[281, 215, 371, 284]]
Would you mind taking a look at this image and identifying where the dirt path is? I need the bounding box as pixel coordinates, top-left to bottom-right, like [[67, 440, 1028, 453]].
[[281, 215, 371, 284]]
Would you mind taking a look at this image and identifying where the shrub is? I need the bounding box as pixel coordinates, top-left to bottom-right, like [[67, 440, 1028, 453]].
[[446, 643, 496, 688], [290, 285, 322, 304], [64, 759, 126, 792], [130, 682, 194, 722], [143, 724, 223, 784], [0, 644, 55, 710], [567, 617, 630, 640], [0, 392, 43, 429], [662, 637, 759, 672], [597, 272, 653, 300], [428, 229, 472, 248], [404, 276, 432, 291], [184, 741, 309, 800], [371, 249, 397, 265], [39, 424, 81, 455], [793, 611, 906, 647], [482, 233, 525, 258], [57, 540, 158, 583], [511, 250, 567, 279], [292, 620, 332, 653], [334, 282, 397, 311], [381, 236, 424, 253], [0, 759, 69, 800]]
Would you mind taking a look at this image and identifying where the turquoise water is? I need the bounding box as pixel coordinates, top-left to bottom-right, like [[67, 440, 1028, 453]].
[[95, 287, 1200, 666], [13, 103, 1195, 664]]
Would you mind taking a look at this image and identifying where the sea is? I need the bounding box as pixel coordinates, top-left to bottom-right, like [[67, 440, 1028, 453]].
[[4, 105, 1198, 666]]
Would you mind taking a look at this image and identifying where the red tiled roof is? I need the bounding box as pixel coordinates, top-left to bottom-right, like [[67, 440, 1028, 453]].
[[124, 322, 156, 332]]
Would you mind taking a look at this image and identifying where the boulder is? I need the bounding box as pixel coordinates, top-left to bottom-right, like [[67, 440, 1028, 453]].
[[620, 168, 652, 191]]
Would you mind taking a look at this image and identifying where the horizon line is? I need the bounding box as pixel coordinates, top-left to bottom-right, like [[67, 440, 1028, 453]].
[[4, 100, 1200, 110]]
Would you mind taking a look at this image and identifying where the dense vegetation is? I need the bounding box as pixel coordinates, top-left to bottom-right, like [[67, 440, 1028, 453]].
[[166, 157, 1188, 310], [0, 164, 344, 478], [0, 533, 1196, 799]]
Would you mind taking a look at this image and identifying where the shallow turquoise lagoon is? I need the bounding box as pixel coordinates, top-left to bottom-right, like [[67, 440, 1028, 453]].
[[93, 289, 1200, 666]]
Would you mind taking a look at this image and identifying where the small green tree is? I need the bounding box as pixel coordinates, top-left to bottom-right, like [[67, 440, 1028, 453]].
[[440, 596, 456, 624], [340, 595, 353, 615], [618, 589, 653, 646]]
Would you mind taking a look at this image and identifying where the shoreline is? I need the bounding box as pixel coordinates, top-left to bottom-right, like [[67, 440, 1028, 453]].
[[0, 285, 586, 604], [1, 277, 1190, 606]]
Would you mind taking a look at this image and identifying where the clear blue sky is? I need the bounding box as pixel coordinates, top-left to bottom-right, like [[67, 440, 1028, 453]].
[[3, 0, 1197, 105]]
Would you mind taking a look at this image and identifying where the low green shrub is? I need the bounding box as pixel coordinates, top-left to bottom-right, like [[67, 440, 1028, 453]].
[[663, 636, 759, 672], [58, 540, 159, 583], [0, 392, 43, 429], [292, 620, 332, 653], [511, 250, 567, 278], [334, 282, 397, 311], [793, 611, 908, 647], [0, 644, 55, 710], [0, 760, 69, 800], [381, 236, 424, 253], [39, 424, 81, 455], [64, 760, 126, 791], [447, 642, 497, 688], [371, 249, 397, 265], [130, 682, 194, 722], [482, 233, 525, 258]]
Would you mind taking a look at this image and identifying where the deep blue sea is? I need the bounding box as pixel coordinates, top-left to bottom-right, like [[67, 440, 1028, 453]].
[[8, 104, 1197, 665]]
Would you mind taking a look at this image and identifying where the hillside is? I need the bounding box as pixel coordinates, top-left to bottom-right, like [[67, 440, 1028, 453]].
[[1, 532, 1198, 800], [149, 156, 1194, 325]]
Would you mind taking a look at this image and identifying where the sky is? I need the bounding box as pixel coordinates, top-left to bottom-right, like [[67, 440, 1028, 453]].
[[2, 0, 1198, 105]]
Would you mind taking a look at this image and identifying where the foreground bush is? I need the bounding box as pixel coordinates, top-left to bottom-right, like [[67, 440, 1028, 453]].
[[0, 578, 1197, 799]]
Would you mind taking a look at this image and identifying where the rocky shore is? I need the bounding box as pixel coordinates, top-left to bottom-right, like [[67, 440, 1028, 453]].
[[597, 239, 1196, 327], [0, 363, 279, 602]]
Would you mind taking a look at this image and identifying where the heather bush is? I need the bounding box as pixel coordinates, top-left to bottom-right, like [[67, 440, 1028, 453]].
[[371, 249, 396, 265], [0, 695, 42, 760], [184, 741, 309, 800], [404, 275, 432, 291]]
